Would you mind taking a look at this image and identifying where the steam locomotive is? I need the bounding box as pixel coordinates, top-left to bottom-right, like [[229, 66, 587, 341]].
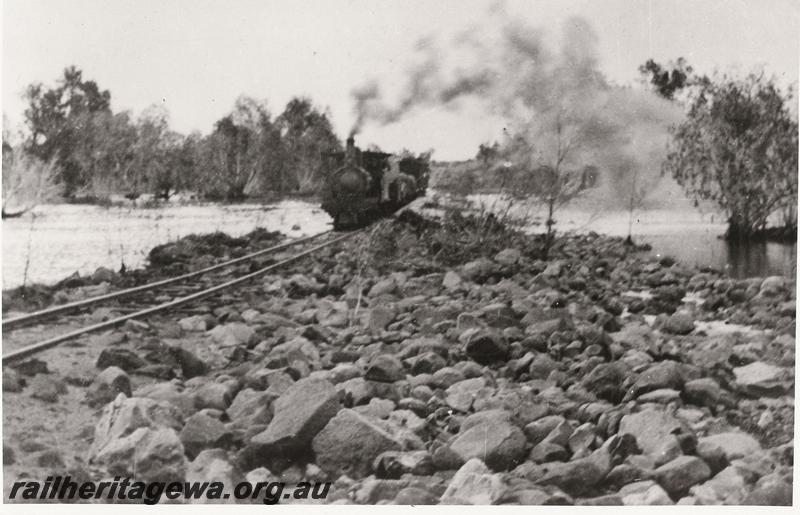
[[321, 136, 430, 229]]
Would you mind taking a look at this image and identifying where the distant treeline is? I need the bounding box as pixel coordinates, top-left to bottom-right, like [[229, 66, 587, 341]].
[[3, 66, 342, 208]]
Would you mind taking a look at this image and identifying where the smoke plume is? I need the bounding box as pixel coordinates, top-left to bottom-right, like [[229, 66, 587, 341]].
[[349, 6, 682, 203]]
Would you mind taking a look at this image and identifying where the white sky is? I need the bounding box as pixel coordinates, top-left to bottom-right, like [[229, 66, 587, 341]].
[[3, 0, 798, 159]]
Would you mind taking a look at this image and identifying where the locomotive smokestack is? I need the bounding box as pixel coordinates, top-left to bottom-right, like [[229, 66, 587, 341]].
[[345, 136, 355, 162]]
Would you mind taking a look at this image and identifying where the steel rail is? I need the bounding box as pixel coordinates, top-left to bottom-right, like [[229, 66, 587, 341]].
[[2, 230, 360, 364], [2, 230, 332, 330]]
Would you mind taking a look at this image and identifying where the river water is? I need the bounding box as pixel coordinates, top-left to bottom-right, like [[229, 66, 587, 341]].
[[1, 197, 796, 289], [1, 201, 332, 289]]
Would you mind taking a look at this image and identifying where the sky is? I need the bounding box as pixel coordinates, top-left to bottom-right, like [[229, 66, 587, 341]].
[[2, 0, 798, 160]]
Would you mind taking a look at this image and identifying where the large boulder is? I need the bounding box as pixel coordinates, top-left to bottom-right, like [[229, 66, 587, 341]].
[[652, 456, 711, 496], [732, 362, 789, 396], [312, 409, 409, 478], [448, 416, 526, 471], [91, 426, 187, 482], [246, 378, 339, 460], [86, 366, 132, 407], [90, 394, 184, 457], [465, 329, 509, 365], [440, 458, 507, 504], [617, 408, 688, 461]]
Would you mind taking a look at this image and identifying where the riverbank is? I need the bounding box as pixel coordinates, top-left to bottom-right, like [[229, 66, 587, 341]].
[[2, 208, 795, 505]]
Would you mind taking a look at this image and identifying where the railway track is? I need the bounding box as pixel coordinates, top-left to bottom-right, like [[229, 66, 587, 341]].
[[2, 228, 363, 364]]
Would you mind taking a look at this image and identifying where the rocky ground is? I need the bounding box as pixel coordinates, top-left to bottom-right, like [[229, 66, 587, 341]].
[[2, 209, 795, 505]]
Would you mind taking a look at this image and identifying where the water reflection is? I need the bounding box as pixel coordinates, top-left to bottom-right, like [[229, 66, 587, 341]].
[[725, 239, 797, 279], [641, 230, 796, 279]]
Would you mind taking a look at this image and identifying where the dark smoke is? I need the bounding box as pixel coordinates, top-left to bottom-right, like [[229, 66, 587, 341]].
[[349, 6, 682, 203]]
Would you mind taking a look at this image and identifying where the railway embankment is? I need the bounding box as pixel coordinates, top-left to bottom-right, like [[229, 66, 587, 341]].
[[2, 209, 795, 505]]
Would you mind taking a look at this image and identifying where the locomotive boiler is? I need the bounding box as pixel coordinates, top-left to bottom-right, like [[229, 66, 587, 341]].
[[320, 136, 429, 229]]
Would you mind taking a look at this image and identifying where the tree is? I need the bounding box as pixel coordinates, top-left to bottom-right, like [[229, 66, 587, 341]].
[[23, 66, 112, 195], [71, 110, 137, 199], [2, 149, 59, 217], [639, 58, 695, 100], [476, 141, 500, 166], [497, 123, 588, 259], [663, 73, 798, 239], [276, 97, 341, 193], [202, 97, 283, 201]]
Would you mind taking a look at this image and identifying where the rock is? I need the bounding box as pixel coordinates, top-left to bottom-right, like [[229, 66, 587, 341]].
[[3, 368, 23, 392], [353, 398, 396, 419], [529, 442, 569, 463], [409, 352, 447, 374], [689, 466, 747, 504], [96, 348, 147, 372], [394, 487, 439, 505], [465, 329, 509, 365], [431, 367, 467, 389], [534, 445, 613, 496], [442, 271, 464, 291], [653, 455, 711, 495], [91, 266, 115, 283], [696, 432, 761, 462], [627, 360, 684, 400], [337, 377, 375, 406], [661, 312, 695, 335], [91, 426, 187, 482], [86, 366, 132, 406], [192, 382, 233, 410], [209, 322, 256, 347], [494, 248, 521, 266], [732, 361, 789, 396], [637, 389, 681, 404], [606, 463, 651, 489], [312, 409, 406, 478], [9, 358, 49, 376], [524, 415, 564, 445], [449, 418, 527, 471], [179, 412, 231, 459], [445, 378, 486, 412], [227, 388, 273, 427], [90, 395, 184, 457], [365, 354, 405, 383], [617, 408, 685, 458], [759, 276, 786, 297], [368, 306, 395, 333], [179, 315, 210, 332], [248, 378, 339, 458], [581, 362, 629, 403], [529, 354, 558, 380], [34, 448, 66, 469], [576, 494, 623, 506], [440, 458, 507, 504], [355, 478, 405, 504], [683, 378, 727, 408], [618, 480, 673, 505], [461, 258, 497, 282], [134, 381, 196, 417], [171, 346, 209, 379], [568, 423, 596, 455], [369, 277, 397, 297], [374, 450, 434, 478], [186, 449, 242, 503], [743, 473, 792, 505], [29, 374, 67, 402]]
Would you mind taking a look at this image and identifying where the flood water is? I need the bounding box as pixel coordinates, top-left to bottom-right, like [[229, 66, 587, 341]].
[[465, 193, 797, 280], [2, 201, 332, 289], [1, 197, 796, 289]]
